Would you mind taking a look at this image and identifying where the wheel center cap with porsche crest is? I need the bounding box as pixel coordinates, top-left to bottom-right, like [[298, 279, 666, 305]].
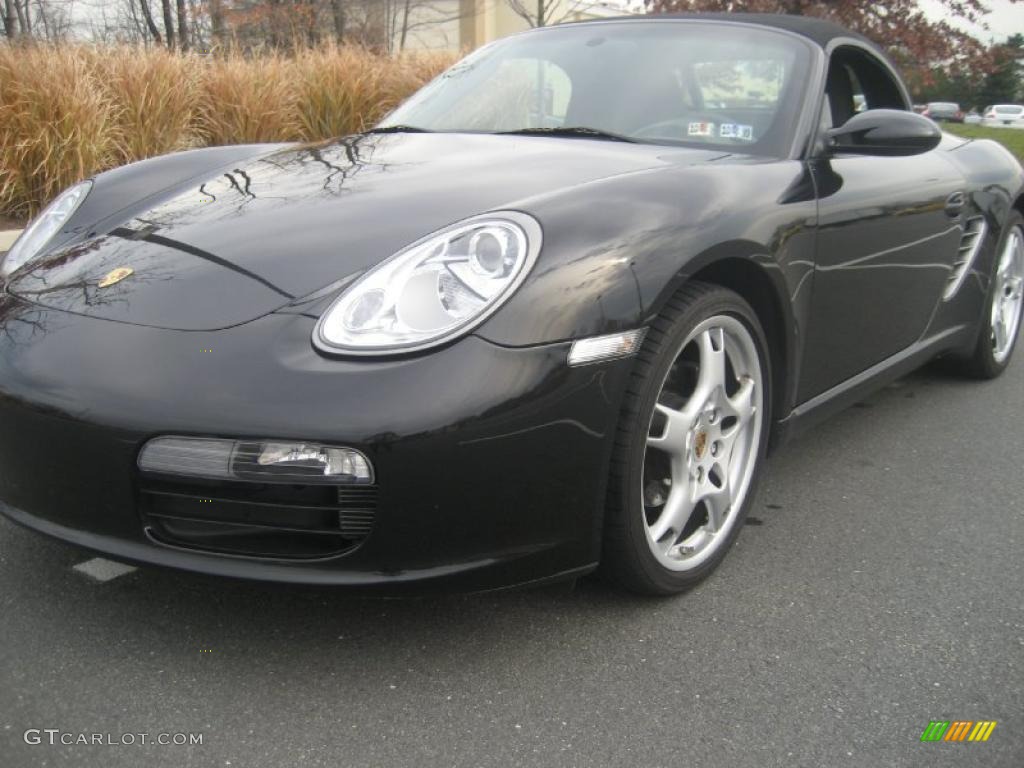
[[694, 430, 708, 459], [98, 267, 134, 288]]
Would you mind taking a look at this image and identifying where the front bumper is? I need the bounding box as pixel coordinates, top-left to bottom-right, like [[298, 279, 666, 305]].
[[0, 293, 634, 592]]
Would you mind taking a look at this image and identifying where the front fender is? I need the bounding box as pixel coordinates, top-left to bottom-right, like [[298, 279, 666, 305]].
[[476, 158, 817, 353]]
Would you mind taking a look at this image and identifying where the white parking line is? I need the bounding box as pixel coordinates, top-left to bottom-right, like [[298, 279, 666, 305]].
[[73, 557, 137, 582]]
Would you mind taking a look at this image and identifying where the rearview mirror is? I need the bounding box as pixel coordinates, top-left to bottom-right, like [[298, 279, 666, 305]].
[[827, 109, 942, 157]]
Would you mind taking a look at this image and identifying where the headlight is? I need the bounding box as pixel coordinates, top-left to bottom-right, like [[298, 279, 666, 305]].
[[138, 436, 374, 485], [1, 181, 91, 278], [315, 212, 541, 355]]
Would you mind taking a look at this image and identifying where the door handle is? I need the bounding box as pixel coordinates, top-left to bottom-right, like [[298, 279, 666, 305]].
[[945, 191, 966, 218]]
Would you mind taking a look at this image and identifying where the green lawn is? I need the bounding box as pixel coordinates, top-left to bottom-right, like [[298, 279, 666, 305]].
[[945, 124, 1024, 164]]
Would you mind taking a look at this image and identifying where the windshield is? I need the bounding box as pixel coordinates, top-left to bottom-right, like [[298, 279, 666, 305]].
[[381, 21, 813, 157]]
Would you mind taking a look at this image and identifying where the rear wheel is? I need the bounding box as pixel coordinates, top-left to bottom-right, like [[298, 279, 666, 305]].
[[958, 213, 1024, 379], [602, 282, 771, 595]]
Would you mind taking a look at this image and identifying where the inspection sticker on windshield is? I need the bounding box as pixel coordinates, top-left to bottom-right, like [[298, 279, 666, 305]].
[[720, 123, 754, 141], [688, 122, 715, 137]]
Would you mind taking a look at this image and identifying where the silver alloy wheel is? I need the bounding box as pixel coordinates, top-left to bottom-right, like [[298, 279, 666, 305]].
[[991, 225, 1024, 364], [641, 315, 764, 571]]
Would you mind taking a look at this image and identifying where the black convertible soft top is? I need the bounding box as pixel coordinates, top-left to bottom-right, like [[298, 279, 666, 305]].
[[591, 12, 873, 50]]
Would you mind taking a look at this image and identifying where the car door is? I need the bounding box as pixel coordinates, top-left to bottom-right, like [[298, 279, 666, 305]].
[[798, 45, 965, 402]]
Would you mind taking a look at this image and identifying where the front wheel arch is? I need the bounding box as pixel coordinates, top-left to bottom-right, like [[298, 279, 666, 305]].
[[682, 256, 794, 445]]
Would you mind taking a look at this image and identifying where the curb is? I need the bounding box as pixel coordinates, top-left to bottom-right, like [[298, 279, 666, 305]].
[[0, 229, 22, 254]]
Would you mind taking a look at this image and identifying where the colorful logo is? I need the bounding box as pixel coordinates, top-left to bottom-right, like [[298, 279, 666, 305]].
[[921, 720, 997, 742], [97, 267, 134, 288]]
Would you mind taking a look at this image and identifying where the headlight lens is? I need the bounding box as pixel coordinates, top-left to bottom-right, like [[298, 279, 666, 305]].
[[315, 212, 541, 354], [1, 180, 91, 278]]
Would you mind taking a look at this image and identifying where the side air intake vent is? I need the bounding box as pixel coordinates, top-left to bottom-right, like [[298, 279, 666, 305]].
[[944, 217, 987, 300]]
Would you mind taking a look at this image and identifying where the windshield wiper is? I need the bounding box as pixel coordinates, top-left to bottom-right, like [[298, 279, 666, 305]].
[[495, 126, 639, 143], [365, 125, 432, 134]]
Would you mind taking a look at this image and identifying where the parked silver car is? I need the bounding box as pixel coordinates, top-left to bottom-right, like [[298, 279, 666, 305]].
[[923, 101, 964, 122], [984, 105, 1024, 129]]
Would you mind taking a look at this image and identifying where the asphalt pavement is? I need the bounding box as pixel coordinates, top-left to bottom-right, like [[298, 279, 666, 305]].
[[0, 353, 1022, 768]]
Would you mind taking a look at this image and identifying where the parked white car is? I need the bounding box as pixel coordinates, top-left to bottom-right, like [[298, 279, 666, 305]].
[[983, 104, 1024, 128]]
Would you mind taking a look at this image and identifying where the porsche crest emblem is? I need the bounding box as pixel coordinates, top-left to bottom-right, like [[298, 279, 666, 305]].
[[98, 267, 134, 288], [694, 430, 708, 459]]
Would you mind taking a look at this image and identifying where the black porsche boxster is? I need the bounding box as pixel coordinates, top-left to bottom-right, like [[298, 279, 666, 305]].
[[1, 14, 1022, 595]]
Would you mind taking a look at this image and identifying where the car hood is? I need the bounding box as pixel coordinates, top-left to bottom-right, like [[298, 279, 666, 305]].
[[7, 133, 726, 330]]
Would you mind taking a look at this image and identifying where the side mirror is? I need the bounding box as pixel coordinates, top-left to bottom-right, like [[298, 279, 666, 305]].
[[827, 109, 942, 157]]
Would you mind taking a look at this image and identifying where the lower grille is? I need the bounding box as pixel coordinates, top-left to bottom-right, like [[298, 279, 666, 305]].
[[138, 478, 378, 560], [338, 487, 379, 540]]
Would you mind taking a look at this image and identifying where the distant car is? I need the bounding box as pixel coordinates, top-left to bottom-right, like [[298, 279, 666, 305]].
[[923, 102, 964, 123], [964, 111, 984, 125], [2, 14, 1024, 595], [984, 104, 1024, 129]]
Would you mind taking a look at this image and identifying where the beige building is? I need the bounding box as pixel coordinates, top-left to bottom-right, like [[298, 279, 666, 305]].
[[397, 1, 636, 52]]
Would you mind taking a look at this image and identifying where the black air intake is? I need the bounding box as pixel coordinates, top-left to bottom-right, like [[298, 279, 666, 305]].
[[137, 478, 379, 559]]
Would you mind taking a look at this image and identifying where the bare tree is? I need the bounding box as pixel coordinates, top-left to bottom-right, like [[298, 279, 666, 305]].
[[160, 0, 175, 47], [34, 0, 52, 37], [397, 0, 474, 50], [138, 0, 164, 43], [330, 0, 345, 41], [175, 0, 187, 49], [66, 0, 475, 52], [209, 0, 225, 42], [2, 0, 16, 38], [505, 0, 603, 26], [26, 0, 73, 40], [398, 0, 412, 48], [13, 0, 27, 34]]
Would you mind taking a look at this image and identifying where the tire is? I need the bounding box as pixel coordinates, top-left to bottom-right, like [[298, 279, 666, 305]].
[[601, 282, 772, 595], [957, 212, 1024, 379]]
